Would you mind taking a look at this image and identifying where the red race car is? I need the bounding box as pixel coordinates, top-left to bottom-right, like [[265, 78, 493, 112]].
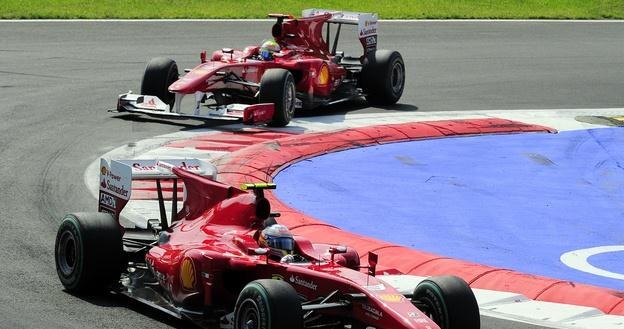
[[55, 159, 478, 329], [113, 9, 406, 127]]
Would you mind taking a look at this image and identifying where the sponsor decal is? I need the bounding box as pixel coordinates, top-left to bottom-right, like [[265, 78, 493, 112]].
[[132, 162, 156, 171], [361, 303, 383, 320], [378, 293, 403, 303], [156, 161, 174, 171], [358, 13, 378, 38], [289, 275, 318, 291], [144, 97, 158, 108], [122, 159, 205, 175], [103, 180, 129, 198], [99, 159, 131, 201], [272, 274, 284, 281], [180, 258, 196, 291], [365, 36, 377, 47], [99, 207, 115, 216], [364, 283, 386, 291], [359, 27, 377, 37], [99, 192, 117, 209], [167, 161, 199, 171]]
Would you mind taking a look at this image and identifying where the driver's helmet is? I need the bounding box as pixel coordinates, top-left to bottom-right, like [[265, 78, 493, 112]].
[[260, 39, 281, 60], [258, 224, 294, 256]]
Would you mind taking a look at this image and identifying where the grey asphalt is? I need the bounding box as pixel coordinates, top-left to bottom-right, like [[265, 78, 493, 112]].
[[0, 20, 622, 329]]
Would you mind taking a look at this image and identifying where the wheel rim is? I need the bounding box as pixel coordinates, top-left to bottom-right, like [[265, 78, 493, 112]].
[[421, 297, 438, 323], [57, 231, 77, 276], [236, 299, 261, 329], [283, 79, 295, 120], [420, 295, 446, 329], [390, 61, 404, 95]]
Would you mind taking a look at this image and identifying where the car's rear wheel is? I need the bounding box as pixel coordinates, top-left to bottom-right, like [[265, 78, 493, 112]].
[[412, 276, 480, 329], [259, 68, 296, 127], [55, 212, 124, 294], [361, 50, 405, 105], [141, 57, 179, 109], [234, 279, 302, 329]]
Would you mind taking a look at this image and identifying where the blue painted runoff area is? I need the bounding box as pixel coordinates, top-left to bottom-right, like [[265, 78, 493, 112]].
[[274, 128, 624, 290]]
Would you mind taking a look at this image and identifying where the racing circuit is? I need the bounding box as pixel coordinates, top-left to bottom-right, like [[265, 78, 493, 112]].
[[1, 19, 624, 329]]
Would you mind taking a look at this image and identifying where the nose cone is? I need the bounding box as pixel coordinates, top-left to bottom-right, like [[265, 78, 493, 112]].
[[169, 62, 222, 94]]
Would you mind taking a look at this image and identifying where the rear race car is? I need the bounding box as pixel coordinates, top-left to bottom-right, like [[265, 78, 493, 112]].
[[113, 9, 406, 127]]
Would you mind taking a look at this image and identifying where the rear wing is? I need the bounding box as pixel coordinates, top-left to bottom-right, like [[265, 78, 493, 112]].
[[98, 158, 216, 226], [302, 8, 378, 54]]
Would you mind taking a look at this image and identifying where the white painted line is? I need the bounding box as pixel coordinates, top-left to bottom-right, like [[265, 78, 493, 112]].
[[561, 246, 624, 280]]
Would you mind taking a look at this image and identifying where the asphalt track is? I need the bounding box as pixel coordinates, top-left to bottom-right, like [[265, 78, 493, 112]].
[[0, 20, 623, 329]]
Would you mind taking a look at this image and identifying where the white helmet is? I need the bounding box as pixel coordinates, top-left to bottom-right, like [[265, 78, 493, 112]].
[[258, 224, 294, 255]]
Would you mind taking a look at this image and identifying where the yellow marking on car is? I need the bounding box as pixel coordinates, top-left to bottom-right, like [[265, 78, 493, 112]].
[[378, 293, 404, 303], [180, 258, 196, 291], [241, 182, 277, 190]]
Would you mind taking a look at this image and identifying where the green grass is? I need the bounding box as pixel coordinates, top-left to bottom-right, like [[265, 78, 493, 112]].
[[1, 0, 623, 19]]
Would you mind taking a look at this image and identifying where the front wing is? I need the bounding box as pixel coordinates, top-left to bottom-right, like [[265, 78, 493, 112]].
[[113, 93, 275, 125]]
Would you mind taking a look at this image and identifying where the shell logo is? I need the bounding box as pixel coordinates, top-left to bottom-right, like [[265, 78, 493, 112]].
[[379, 294, 403, 303], [317, 64, 330, 86], [100, 166, 108, 176], [180, 258, 196, 291]]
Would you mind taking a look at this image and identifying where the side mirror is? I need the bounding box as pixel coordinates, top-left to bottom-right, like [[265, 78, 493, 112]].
[[368, 252, 378, 277], [329, 245, 347, 263], [222, 48, 234, 60]]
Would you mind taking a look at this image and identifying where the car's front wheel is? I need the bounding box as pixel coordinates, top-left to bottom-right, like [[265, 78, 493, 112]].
[[412, 275, 480, 329], [140, 57, 179, 109], [234, 279, 303, 329], [259, 68, 296, 127], [55, 212, 124, 293]]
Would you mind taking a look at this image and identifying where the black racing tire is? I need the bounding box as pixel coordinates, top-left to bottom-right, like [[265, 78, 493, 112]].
[[234, 279, 303, 329], [412, 276, 480, 329], [54, 212, 124, 294], [259, 69, 296, 127], [140, 57, 179, 108], [361, 50, 405, 105]]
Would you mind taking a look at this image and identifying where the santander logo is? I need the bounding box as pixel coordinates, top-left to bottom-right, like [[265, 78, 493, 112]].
[[289, 275, 318, 291]]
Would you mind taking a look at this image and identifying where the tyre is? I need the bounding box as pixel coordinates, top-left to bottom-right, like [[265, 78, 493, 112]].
[[234, 279, 303, 329], [259, 69, 296, 127], [412, 276, 480, 329], [360, 50, 405, 105], [54, 212, 124, 294], [140, 57, 179, 108]]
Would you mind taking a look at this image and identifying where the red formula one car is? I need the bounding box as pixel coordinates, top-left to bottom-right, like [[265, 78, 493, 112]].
[[113, 9, 406, 127], [55, 159, 478, 329]]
